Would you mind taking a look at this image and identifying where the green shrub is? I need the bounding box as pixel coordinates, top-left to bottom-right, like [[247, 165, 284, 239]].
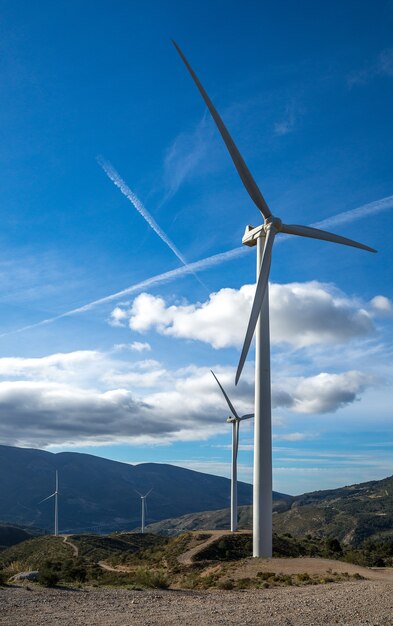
[[217, 579, 234, 590], [133, 567, 169, 589], [297, 572, 311, 583], [39, 562, 60, 587], [256, 571, 275, 580], [326, 538, 343, 554], [61, 559, 87, 583], [0, 569, 8, 585]]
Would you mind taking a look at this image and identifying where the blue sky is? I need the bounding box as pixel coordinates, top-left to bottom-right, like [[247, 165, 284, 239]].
[[0, 0, 392, 495]]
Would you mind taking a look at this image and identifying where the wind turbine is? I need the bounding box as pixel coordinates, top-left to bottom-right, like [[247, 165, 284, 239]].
[[173, 41, 377, 557], [39, 470, 59, 536], [211, 370, 253, 532], [135, 488, 153, 534]]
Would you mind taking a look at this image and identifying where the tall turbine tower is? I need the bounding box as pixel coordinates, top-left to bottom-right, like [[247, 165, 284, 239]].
[[173, 41, 376, 557], [136, 489, 153, 534], [211, 370, 253, 532], [39, 470, 59, 536]]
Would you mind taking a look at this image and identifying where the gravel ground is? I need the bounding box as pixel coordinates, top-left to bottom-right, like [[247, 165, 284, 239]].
[[1, 580, 392, 626]]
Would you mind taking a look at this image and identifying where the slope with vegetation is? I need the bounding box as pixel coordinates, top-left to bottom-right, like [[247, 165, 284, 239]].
[[146, 475, 393, 547], [0, 528, 392, 591]]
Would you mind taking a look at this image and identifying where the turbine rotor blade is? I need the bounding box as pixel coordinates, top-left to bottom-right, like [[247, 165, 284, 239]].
[[236, 228, 275, 385], [211, 369, 239, 419], [239, 413, 254, 421], [172, 40, 272, 220], [39, 493, 55, 504], [281, 223, 376, 253], [144, 488, 153, 498]]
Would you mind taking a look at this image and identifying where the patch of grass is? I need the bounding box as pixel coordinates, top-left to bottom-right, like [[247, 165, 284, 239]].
[[0, 536, 71, 569], [3, 560, 30, 575], [193, 535, 252, 562], [133, 567, 169, 589], [0, 569, 9, 585]]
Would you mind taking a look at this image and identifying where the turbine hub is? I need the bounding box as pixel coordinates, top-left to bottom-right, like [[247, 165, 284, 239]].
[[265, 216, 282, 232]]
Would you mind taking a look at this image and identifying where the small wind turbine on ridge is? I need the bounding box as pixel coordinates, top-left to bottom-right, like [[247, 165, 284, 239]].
[[173, 40, 377, 558], [135, 488, 153, 534], [211, 370, 253, 532], [39, 470, 59, 536]]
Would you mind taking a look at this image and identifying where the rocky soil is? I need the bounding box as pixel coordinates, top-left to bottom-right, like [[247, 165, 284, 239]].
[[1, 580, 393, 626]]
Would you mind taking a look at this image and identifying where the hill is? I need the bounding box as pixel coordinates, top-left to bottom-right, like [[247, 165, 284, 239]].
[[273, 474, 393, 545], [146, 475, 393, 546], [0, 444, 278, 533], [0, 525, 35, 549]]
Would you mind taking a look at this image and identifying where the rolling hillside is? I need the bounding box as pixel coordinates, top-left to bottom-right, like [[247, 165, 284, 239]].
[[0, 444, 276, 533], [147, 475, 393, 546]]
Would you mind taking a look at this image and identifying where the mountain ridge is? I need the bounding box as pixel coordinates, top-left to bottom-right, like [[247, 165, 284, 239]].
[[0, 444, 267, 532], [146, 474, 393, 545]]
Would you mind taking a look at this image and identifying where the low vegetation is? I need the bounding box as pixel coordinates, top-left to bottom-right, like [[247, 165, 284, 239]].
[[0, 530, 391, 590]]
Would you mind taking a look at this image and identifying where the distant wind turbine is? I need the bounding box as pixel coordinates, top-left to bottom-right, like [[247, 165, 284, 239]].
[[135, 488, 153, 534], [211, 370, 253, 532], [39, 470, 59, 536], [173, 40, 377, 558]]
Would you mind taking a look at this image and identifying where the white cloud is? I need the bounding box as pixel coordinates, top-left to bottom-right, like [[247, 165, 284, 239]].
[[269, 282, 373, 347], [116, 281, 375, 350], [272, 432, 317, 442], [275, 371, 377, 414], [109, 306, 129, 327], [0, 351, 104, 384], [0, 351, 376, 448], [0, 381, 152, 448], [369, 295, 393, 317], [128, 288, 251, 348], [130, 341, 151, 352]]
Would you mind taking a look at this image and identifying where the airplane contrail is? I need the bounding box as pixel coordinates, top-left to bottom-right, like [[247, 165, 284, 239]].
[[97, 156, 207, 290], [0, 247, 249, 338], [1, 192, 391, 340], [311, 194, 393, 230]]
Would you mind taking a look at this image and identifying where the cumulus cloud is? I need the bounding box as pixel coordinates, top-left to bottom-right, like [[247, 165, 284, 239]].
[[128, 288, 252, 348], [272, 371, 377, 414], [0, 357, 243, 448], [109, 306, 129, 327], [369, 295, 393, 318], [0, 349, 377, 448], [130, 341, 152, 352], [114, 281, 375, 350], [0, 351, 104, 385], [269, 282, 373, 347], [0, 381, 152, 448]]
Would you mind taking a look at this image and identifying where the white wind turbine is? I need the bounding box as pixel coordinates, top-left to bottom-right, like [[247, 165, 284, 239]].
[[135, 488, 153, 534], [173, 41, 377, 558], [39, 470, 59, 537], [211, 370, 253, 533]]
